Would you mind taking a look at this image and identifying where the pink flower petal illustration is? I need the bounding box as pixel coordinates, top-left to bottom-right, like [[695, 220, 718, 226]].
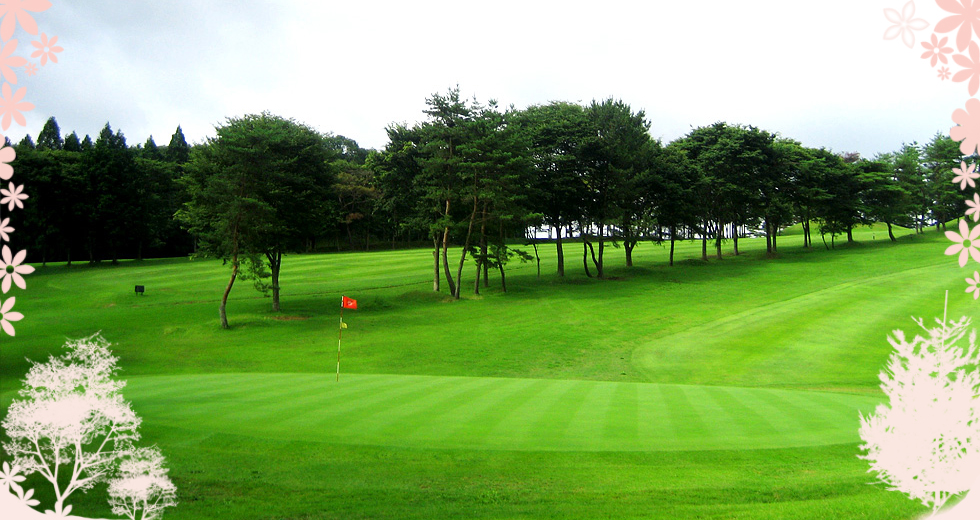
[[30, 33, 61, 66], [951, 98, 980, 155], [922, 34, 954, 66], [2, 317, 16, 336], [936, 0, 980, 51], [0, 0, 52, 41], [884, 2, 930, 48], [969, 221, 980, 240], [0, 83, 33, 131], [886, 6, 903, 24]]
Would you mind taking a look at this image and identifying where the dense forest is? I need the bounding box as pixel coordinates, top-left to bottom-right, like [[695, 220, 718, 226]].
[[11, 87, 967, 300]]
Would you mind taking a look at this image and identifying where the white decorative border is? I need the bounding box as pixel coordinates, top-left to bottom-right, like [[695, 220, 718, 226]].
[[0, 0, 63, 336], [893, 0, 980, 297]]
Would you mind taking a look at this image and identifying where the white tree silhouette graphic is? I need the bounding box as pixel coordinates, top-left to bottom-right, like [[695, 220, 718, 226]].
[[859, 310, 980, 514]]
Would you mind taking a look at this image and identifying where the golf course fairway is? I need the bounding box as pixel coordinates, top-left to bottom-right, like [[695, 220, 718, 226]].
[[1, 225, 954, 519]]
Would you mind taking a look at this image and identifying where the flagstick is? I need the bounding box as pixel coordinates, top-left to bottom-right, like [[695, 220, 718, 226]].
[[337, 306, 344, 381]]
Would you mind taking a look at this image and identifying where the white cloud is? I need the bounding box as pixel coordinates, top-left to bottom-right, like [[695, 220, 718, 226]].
[[2, 0, 965, 156]]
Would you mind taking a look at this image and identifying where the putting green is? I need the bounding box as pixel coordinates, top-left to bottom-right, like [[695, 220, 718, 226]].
[[124, 373, 881, 452]]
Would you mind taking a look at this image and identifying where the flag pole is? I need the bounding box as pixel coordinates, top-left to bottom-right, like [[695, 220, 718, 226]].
[[337, 306, 344, 381]]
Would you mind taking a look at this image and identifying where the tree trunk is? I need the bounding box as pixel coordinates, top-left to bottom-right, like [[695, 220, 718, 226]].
[[442, 234, 455, 297], [483, 251, 490, 287], [887, 222, 896, 242], [732, 223, 739, 255], [532, 242, 540, 278], [556, 226, 565, 277], [715, 222, 722, 260], [474, 256, 482, 295], [625, 240, 635, 267], [498, 260, 507, 292], [441, 200, 456, 297], [596, 224, 605, 278], [220, 254, 239, 329], [583, 240, 593, 278], [432, 236, 440, 292], [846, 227, 854, 243], [765, 220, 773, 255], [267, 249, 282, 312], [497, 221, 507, 292], [701, 232, 708, 261], [587, 239, 601, 275], [821, 231, 829, 250], [480, 202, 489, 287], [669, 225, 676, 266], [454, 196, 480, 299]]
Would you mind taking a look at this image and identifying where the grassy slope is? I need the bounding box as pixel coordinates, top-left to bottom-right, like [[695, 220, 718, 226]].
[[1, 223, 957, 519]]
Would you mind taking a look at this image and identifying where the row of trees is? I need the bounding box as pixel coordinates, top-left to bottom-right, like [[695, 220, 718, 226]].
[[13, 117, 372, 265], [7, 91, 968, 324], [15, 117, 192, 264], [369, 88, 965, 298]]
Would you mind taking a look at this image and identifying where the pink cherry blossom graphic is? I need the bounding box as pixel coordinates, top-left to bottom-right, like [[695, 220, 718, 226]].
[[0, 82, 32, 130], [967, 193, 980, 221], [885, 1, 930, 48], [940, 65, 953, 79], [967, 272, 980, 299], [0, 142, 14, 180], [951, 98, 980, 154], [953, 161, 980, 189], [923, 33, 954, 65], [0, 38, 24, 84], [945, 218, 980, 266], [0, 0, 52, 42], [29, 32, 59, 65], [0, 245, 33, 292], [0, 295, 22, 335], [0, 218, 13, 242], [936, 0, 980, 51], [0, 181, 26, 210], [953, 41, 980, 94], [23, 61, 34, 76]]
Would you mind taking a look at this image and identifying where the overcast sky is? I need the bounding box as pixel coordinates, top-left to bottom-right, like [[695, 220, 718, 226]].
[[5, 0, 969, 158]]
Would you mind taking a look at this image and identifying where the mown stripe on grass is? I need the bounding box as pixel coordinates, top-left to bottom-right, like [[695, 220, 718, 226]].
[[630, 260, 952, 389], [124, 373, 881, 452], [602, 381, 638, 444]]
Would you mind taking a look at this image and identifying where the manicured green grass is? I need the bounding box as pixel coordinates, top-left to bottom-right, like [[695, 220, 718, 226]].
[[2, 223, 959, 519], [121, 373, 880, 451]]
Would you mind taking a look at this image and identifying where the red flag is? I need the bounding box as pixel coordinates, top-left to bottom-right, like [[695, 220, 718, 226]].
[[342, 296, 357, 310]]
